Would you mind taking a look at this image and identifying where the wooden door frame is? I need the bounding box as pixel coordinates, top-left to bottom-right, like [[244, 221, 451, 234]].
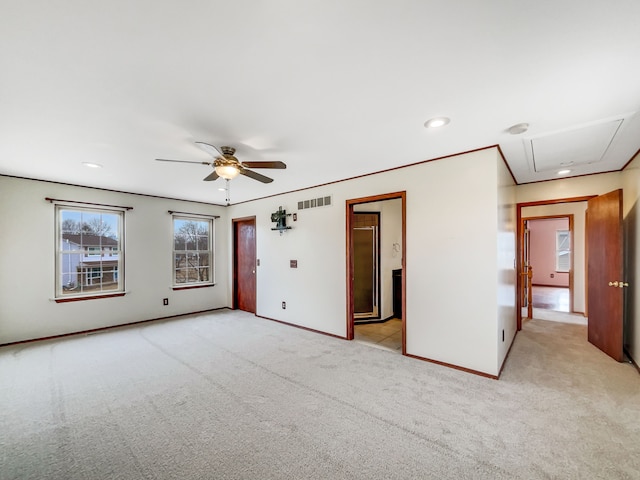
[[346, 192, 406, 353], [516, 196, 595, 330], [522, 214, 575, 313], [232, 216, 256, 311]]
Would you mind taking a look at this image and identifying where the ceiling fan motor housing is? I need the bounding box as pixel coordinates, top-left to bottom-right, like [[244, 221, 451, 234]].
[[220, 146, 236, 156]]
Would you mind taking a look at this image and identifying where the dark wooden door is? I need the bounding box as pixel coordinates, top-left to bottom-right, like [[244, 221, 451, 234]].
[[233, 218, 256, 313], [587, 189, 624, 361]]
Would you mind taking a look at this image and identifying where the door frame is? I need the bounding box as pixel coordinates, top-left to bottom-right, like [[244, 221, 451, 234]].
[[516, 196, 595, 330], [521, 214, 575, 313], [232, 216, 257, 312], [346, 191, 406, 353]]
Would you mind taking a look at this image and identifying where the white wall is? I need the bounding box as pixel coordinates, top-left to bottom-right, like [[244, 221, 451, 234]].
[[0, 176, 229, 344], [516, 172, 621, 203], [622, 152, 640, 364], [230, 147, 513, 376], [497, 158, 517, 371], [354, 199, 403, 320]]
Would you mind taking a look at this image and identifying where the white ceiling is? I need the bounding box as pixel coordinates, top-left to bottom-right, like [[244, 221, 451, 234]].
[[2, 1, 640, 205]]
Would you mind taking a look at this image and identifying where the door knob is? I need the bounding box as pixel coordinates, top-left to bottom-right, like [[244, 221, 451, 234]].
[[609, 281, 619, 287], [609, 281, 629, 287]]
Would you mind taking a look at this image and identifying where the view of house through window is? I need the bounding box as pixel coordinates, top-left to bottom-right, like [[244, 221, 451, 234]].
[[556, 230, 571, 272], [173, 216, 213, 286], [56, 206, 123, 297]]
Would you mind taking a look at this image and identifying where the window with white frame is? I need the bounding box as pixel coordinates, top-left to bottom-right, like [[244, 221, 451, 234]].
[[56, 206, 124, 298], [173, 216, 214, 286], [556, 230, 570, 272]]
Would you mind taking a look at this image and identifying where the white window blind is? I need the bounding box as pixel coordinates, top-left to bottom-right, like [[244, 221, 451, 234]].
[[556, 230, 570, 272]]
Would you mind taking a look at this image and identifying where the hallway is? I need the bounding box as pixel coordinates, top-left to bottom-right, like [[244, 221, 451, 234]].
[[531, 286, 570, 312]]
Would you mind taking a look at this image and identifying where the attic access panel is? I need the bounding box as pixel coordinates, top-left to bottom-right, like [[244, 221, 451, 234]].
[[528, 119, 623, 173]]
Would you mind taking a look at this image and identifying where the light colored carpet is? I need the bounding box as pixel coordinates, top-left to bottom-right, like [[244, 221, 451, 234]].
[[522, 307, 588, 325], [1, 310, 639, 479]]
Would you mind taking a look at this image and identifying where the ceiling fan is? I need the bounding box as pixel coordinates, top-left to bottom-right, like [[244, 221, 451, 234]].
[[156, 142, 286, 183]]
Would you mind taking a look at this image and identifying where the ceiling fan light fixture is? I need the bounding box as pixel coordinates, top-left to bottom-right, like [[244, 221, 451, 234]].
[[424, 117, 450, 128], [215, 164, 240, 180]]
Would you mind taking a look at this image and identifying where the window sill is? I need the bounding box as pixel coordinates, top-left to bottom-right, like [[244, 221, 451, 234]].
[[54, 292, 126, 303], [172, 284, 216, 291]]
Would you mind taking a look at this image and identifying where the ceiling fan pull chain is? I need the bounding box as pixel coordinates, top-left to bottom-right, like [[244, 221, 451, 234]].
[[225, 178, 231, 205]]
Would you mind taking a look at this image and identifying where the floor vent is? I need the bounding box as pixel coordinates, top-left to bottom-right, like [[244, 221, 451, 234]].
[[298, 195, 332, 210]]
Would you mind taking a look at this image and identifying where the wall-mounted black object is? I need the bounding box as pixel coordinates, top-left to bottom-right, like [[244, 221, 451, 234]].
[[271, 206, 292, 233]]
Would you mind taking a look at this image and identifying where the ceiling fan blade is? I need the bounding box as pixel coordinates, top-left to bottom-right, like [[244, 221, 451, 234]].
[[155, 158, 212, 165], [203, 171, 219, 181], [239, 168, 274, 183], [195, 142, 226, 158], [241, 161, 287, 169]]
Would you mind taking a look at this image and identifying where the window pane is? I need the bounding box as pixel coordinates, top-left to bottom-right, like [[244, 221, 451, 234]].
[[175, 268, 187, 284], [198, 267, 210, 282], [556, 230, 570, 272], [174, 236, 186, 250], [197, 234, 209, 250]]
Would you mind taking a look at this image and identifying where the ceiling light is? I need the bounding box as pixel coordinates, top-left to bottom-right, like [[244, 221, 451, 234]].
[[82, 162, 102, 168], [557, 169, 571, 175], [215, 164, 240, 180], [507, 123, 529, 135], [424, 117, 450, 128], [218, 187, 226, 192]]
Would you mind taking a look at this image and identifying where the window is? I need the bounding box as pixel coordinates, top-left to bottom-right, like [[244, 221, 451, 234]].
[[56, 206, 124, 298], [556, 230, 570, 272], [173, 216, 214, 286]]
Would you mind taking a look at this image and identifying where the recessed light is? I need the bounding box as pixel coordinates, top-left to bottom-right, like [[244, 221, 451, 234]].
[[557, 169, 571, 175], [218, 187, 226, 192], [507, 123, 529, 135], [424, 117, 450, 128], [82, 162, 102, 169]]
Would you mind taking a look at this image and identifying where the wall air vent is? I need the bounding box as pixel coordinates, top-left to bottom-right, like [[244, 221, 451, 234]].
[[297, 195, 332, 210]]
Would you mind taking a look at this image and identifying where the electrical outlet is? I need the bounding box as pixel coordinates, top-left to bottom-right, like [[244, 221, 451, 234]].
[[282, 301, 286, 309], [550, 273, 555, 278], [163, 298, 169, 306]]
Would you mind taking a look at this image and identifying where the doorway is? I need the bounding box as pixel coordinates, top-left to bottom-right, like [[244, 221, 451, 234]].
[[523, 215, 574, 316], [516, 191, 626, 362], [233, 216, 256, 313], [518, 199, 591, 329], [346, 192, 406, 354]]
